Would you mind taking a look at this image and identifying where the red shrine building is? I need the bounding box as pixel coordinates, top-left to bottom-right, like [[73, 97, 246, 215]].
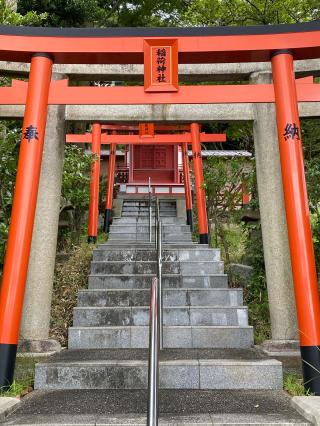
[[98, 144, 252, 197], [120, 144, 183, 196]]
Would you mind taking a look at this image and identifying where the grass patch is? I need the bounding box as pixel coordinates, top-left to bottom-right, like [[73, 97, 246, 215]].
[[218, 224, 247, 264], [96, 232, 108, 244], [50, 243, 94, 347], [284, 373, 310, 396], [0, 377, 33, 398], [0, 357, 43, 397]]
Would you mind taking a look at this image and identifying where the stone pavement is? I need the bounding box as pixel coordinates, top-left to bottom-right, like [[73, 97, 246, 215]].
[[2, 389, 311, 425]]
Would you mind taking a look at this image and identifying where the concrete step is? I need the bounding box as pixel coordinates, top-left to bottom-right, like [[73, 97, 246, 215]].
[[5, 389, 310, 425], [68, 325, 254, 349], [102, 242, 200, 249], [73, 306, 248, 327], [122, 212, 177, 217], [34, 349, 281, 390], [109, 224, 191, 233], [90, 261, 225, 275], [88, 274, 229, 289], [108, 233, 192, 242], [91, 261, 178, 274], [122, 208, 177, 215], [77, 288, 243, 307], [122, 201, 149, 206], [92, 247, 221, 262], [121, 202, 176, 210], [113, 217, 185, 224], [108, 230, 192, 238]]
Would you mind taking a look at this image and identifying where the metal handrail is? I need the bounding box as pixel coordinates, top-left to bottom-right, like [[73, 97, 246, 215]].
[[148, 177, 152, 243], [154, 197, 160, 248], [147, 276, 160, 426], [157, 219, 163, 350], [147, 198, 163, 426]]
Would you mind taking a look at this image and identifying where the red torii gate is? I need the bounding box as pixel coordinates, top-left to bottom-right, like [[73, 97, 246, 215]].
[[0, 23, 319, 394], [66, 127, 226, 239]]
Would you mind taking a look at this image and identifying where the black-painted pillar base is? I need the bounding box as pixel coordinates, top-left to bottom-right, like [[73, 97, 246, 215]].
[[186, 209, 193, 232], [104, 209, 112, 233], [88, 236, 97, 244], [0, 343, 17, 390], [301, 346, 320, 395], [199, 233, 208, 244]]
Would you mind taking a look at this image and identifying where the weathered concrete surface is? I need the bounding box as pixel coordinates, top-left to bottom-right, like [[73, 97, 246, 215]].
[[292, 396, 320, 426], [0, 397, 20, 422], [176, 199, 186, 219], [34, 349, 282, 390], [19, 73, 66, 352], [229, 263, 254, 288], [251, 71, 298, 341], [112, 199, 123, 218], [4, 389, 310, 425], [33, 357, 281, 390], [1, 102, 320, 122], [1, 58, 320, 80]]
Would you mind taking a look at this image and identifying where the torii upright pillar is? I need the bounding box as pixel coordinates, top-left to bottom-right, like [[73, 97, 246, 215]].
[[181, 143, 193, 231], [272, 50, 320, 394], [88, 123, 102, 243], [0, 53, 53, 389], [104, 141, 116, 233], [190, 123, 208, 244]]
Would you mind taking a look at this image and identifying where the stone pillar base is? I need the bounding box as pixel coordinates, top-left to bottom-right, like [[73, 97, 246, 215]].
[[260, 339, 300, 356], [18, 339, 61, 354]]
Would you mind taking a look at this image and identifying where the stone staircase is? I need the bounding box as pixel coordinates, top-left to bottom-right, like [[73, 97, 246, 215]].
[[34, 198, 282, 392]]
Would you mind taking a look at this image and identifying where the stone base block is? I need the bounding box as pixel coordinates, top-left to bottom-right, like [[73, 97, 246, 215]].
[[18, 339, 61, 354], [260, 339, 300, 356]]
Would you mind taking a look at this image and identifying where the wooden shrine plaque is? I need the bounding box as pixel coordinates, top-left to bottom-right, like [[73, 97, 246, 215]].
[[139, 123, 155, 138], [144, 39, 178, 92]]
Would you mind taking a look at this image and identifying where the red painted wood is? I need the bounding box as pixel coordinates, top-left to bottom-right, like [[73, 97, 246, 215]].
[[66, 133, 226, 144], [132, 145, 175, 183], [1, 25, 320, 63], [2, 78, 319, 105]]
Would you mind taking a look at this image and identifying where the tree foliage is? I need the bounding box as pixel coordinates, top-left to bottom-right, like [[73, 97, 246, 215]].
[[203, 156, 253, 263], [181, 0, 320, 26], [0, 0, 47, 25], [60, 145, 93, 242], [17, 0, 188, 27], [0, 125, 19, 270]]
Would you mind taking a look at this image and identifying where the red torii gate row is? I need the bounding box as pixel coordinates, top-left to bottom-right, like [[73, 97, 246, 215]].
[[66, 128, 227, 239], [0, 23, 320, 394]]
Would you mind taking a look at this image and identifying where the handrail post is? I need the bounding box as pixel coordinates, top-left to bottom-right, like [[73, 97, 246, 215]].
[[147, 198, 163, 425], [155, 197, 158, 249], [147, 277, 159, 426], [149, 177, 152, 243], [157, 221, 163, 350]]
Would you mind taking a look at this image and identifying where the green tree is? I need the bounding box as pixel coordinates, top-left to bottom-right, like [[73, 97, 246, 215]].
[[203, 156, 253, 263], [61, 145, 93, 243], [181, 0, 319, 26], [17, 0, 188, 27], [0, 0, 47, 25], [0, 125, 19, 271]]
